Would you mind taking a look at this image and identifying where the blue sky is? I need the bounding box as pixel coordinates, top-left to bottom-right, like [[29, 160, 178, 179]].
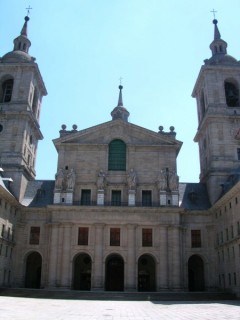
[[1, 1, 240, 182]]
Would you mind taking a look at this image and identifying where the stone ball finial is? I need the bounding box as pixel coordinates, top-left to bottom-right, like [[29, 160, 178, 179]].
[[170, 126, 175, 132], [61, 124, 67, 130], [72, 124, 78, 130], [158, 126, 164, 132]]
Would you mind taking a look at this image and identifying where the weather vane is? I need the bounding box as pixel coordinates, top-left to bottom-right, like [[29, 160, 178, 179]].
[[210, 9, 217, 19], [26, 5, 32, 16]]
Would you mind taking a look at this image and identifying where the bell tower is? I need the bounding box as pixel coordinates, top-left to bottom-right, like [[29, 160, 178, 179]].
[[192, 19, 240, 204], [0, 16, 47, 201]]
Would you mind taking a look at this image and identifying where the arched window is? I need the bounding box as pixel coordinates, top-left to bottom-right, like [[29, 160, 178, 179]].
[[225, 81, 239, 107], [108, 139, 126, 171], [1, 79, 14, 102], [200, 91, 205, 119]]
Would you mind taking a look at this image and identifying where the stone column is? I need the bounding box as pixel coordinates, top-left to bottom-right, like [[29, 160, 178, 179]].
[[92, 224, 104, 290], [158, 225, 168, 290], [48, 223, 59, 288], [60, 224, 72, 288], [126, 224, 137, 291], [171, 226, 181, 290]]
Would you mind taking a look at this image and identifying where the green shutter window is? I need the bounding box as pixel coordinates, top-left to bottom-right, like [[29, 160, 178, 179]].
[[108, 139, 126, 171]]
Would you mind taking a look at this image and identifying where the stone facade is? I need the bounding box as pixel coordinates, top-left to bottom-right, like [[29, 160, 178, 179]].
[[0, 16, 240, 297]]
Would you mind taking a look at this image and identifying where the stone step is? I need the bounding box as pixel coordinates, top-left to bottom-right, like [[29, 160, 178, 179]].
[[0, 288, 236, 301]]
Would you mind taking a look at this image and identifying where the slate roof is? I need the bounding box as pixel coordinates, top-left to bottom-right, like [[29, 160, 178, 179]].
[[21, 180, 55, 207], [179, 182, 211, 210]]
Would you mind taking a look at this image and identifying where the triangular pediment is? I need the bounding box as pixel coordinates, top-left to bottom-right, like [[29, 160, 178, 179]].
[[53, 120, 182, 152]]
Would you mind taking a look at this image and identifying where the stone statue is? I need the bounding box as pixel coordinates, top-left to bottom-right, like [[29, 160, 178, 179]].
[[157, 169, 167, 191], [127, 168, 136, 190], [169, 171, 179, 191], [55, 168, 64, 190], [97, 170, 106, 190], [67, 168, 76, 190]]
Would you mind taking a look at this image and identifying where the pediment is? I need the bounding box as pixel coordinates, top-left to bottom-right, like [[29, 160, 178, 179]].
[[53, 120, 182, 151]]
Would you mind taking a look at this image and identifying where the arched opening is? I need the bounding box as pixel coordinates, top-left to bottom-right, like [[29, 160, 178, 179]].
[[105, 254, 124, 291], [25, 252, 42, 289], [108, 139, 126, 171], [138, 254, 156, 291], [200, 91, 206, 119], [225, 81, 239, 107], [72, 253, 92, 290], [1, 79, 14, 103], [188, 255, 205, 291]]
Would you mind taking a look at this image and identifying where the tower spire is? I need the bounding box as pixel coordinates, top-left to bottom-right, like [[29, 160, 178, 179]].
[[12, 15, 32, 54], [209, 19, 227, 57], [111, 85, 130, 122], [117, 85, 123, 107]]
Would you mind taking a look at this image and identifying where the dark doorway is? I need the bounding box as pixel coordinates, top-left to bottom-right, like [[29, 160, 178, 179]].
[[188, 255, 205, 291], [25, 252, 42, 288], [72, 253, 92, 290], [105, 254, 124, 291], [138, 254, 156, 291]]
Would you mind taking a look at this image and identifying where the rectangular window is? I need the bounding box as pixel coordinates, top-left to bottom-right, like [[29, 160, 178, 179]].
[[228, 273, 231, 286], [78, 227, 89, 245], [110, 228, 120, 246], [29, 226, 40, 245], [142, 228, 153, 247], [1, 225, 5, 238], [231, 225, 234, 238], [0, 243, 2, 255], [7, 227, 10, 240], [237, 222, 240, 235], [111, 190, 121, 206], [191, 230, 201, 248], [225, 228, 229, 241], [237, 148, 240, 160], [142, 190, 152, 207], [234, 272, 237, 286], [81, 189, 91, 205]]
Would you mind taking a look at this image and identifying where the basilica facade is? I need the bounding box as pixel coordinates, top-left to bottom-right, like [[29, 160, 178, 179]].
[[0, 16, 240, 297]]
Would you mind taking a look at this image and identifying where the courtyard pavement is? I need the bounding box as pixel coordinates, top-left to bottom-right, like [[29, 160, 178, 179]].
[[0, 297, 239, 320]]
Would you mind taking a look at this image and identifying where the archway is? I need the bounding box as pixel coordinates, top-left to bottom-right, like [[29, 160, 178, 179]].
[[138, 254, 156, 291], [188, 255, 205, 291], [105, 254, 124, 291], [72, 253, 92, 290], [25, 252, 42, 289]]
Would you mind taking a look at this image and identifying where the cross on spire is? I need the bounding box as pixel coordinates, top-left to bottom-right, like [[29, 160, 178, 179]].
[[119, 77, 123, 86], [26, 5, 32, 16], [210, 9, 217, 19]]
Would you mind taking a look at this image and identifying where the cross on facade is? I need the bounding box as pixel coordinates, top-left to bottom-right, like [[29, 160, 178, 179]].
[[26, 5, 32, 16], [211, 9, 217, 19]]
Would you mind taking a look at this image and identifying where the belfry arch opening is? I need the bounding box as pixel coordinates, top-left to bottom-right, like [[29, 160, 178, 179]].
[[1, 78, 14, 103], [224, 80, 239, 107], [188, 255, 205, 291], [25, 251, 42, 289], [105, 254, 124, 291], [138, 254, 156, 292], [72, 253, 92, 290]]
